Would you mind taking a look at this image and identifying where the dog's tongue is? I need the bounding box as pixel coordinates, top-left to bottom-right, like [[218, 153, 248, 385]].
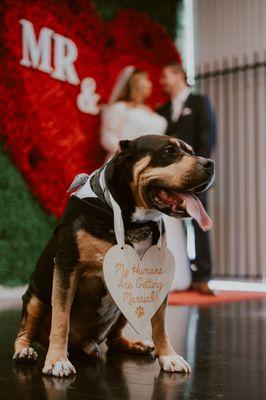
[[179, 193, 213, 231]]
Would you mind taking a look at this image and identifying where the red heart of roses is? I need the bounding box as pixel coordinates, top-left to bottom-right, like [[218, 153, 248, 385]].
[[0, 0, 181, 217]]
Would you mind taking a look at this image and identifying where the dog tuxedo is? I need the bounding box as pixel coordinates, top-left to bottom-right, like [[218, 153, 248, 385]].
[[24, 165, 160, 306]]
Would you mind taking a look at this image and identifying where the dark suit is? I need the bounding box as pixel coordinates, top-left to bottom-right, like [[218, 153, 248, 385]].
[[157, 93, 216, 282]]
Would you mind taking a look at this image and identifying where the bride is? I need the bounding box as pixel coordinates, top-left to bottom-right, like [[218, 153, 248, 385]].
[[101, 66, 167, 155], [101, 66, 191, 291]]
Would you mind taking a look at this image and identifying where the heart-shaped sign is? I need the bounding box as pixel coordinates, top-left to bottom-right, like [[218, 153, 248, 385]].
[[0, 0, 181, 218], [103, 243, 175, 333]]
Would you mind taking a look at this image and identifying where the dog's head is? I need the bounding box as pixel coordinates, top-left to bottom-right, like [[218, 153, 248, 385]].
[[111, 135, 215, 231]]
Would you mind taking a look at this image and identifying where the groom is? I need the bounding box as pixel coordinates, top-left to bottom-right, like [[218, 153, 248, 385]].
[[157, 62, 216, 294]]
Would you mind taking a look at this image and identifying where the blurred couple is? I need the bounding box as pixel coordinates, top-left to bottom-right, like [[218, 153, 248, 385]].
[[101, 63, 216, 294]]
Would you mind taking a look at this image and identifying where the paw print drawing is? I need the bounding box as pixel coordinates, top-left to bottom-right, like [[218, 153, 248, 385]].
[[135, 306, 145, 318], [77, 77, 100, 115]]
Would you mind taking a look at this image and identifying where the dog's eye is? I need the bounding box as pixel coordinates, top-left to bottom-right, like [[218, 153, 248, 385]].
[[163, 146, 178, 154]]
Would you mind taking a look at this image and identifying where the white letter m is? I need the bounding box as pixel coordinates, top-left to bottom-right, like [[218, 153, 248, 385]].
[[20, 19, 54, 73]]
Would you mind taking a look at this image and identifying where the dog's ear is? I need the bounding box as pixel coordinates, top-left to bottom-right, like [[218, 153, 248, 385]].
[[118, 139, 134, 152]]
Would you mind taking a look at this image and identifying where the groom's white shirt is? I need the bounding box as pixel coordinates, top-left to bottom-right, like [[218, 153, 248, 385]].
[[171, 87, 191, 122]]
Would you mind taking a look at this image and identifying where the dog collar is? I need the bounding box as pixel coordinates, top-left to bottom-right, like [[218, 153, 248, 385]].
[[98, 166, 164, 248], [66, 163, 161, 245]]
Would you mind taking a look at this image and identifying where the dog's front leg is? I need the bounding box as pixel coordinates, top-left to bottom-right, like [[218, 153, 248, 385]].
[[151, 297, 191, 373], [42, 264, 78, 377]]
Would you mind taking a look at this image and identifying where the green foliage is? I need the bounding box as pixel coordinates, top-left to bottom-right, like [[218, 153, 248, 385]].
[[0, 144, 56, 286], [93, 0, 182, 40]]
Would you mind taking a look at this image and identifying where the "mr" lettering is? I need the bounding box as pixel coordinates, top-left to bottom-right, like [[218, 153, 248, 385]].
[[20, 19, 80, 85]]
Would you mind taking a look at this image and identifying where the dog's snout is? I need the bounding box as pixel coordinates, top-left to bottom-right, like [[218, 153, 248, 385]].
[[199, 158, 214, 171]]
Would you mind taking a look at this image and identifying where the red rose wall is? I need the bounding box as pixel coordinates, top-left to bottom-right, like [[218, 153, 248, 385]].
[[0, 0, 181, 285]]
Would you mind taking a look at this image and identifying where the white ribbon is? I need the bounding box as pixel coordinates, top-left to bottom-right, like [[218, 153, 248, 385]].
[[99, 167, 164, 250], [69, 164, 164, 250]]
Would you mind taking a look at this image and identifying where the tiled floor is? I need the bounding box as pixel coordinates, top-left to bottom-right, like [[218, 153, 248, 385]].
[[1, 299, 266, 399]]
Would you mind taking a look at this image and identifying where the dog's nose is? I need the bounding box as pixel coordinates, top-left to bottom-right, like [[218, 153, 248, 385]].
[[199, 158, 214, 171]]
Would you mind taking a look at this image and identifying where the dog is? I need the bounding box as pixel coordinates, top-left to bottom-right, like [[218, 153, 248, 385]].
[[13, 134, 214, 377]]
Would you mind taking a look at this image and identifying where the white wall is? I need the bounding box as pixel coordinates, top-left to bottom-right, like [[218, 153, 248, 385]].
[[194, 0, 266, 72], [192, 0, 266, 279]]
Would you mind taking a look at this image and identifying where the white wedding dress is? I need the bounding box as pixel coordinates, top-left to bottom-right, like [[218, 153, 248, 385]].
[[101, 101, 191, 290], [101, 101, 167, 155]]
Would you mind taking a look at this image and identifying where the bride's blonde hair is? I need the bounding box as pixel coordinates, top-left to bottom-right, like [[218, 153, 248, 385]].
[[116, 70, 149, 105]]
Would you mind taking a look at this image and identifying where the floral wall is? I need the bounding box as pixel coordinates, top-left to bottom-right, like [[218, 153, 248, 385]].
[[0, 0, 182, 286]]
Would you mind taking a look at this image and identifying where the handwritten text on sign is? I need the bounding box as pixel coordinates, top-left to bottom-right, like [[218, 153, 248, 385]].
[[103, 244, 175, 333]]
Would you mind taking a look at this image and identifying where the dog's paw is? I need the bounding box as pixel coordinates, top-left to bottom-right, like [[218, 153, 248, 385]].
[[108, 337, 154, 354], [42, 359, 76, 377], [13, 347, 38, 363], [158, 355, 191, 373], [128, 339, 154, 354]]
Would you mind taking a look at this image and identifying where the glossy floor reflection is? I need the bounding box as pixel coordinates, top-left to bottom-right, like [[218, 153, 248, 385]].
[[1, 299, 266, 400]]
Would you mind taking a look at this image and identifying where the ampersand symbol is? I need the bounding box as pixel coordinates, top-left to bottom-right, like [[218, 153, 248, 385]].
[[76, 77, 100, 115]]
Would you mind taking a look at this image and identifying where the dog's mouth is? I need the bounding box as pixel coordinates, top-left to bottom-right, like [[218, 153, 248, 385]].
[[146, 185, 212, 231]]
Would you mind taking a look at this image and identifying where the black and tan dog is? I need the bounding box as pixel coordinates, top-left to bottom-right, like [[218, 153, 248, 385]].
[[13, 135, 214, 377]]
